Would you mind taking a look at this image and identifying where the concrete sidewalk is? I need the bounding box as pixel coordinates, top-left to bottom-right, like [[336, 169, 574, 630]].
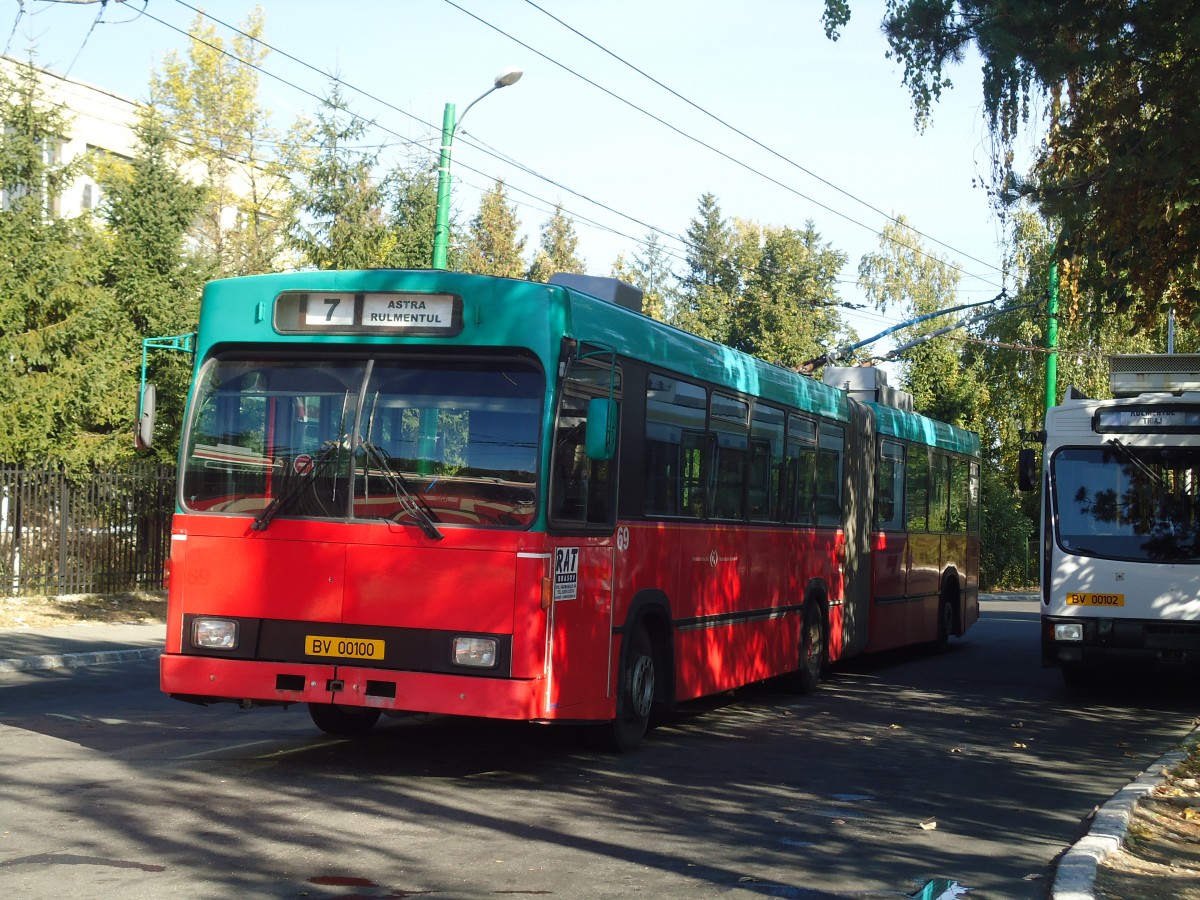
[[0, 621, 164, 673]]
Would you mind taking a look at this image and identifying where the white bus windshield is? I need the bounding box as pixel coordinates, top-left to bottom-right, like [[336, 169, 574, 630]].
[[181, 355, 543, 528], [1052, 444, 1200, 562]]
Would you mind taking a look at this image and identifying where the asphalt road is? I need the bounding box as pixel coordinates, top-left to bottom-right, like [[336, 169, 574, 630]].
[[1, 596, 1197, 899]]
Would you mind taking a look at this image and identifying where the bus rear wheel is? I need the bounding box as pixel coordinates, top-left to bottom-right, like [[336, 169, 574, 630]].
[[606, 625, 656, 752], [308, 702, 381, 736], [789, 602, 824, 695]]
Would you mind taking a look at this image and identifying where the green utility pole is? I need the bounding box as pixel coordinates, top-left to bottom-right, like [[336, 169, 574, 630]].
[[431, 101, 457, 270], [430, 69, 523, 270], [1044, 256, 1060, 414]]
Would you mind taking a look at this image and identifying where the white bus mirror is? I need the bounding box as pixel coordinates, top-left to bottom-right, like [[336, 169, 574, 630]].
[[136, 383, 156, 452]]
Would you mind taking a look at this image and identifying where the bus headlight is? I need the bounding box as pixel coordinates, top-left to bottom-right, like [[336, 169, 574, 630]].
[[192, 617, 239, 650], [453, 636, 497, 668], [1055, 623, 1084, 642]]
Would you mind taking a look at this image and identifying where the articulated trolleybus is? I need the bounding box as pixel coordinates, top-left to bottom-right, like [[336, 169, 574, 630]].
[[156, 269, 980, 749], [1036, 354, 1200, 684]]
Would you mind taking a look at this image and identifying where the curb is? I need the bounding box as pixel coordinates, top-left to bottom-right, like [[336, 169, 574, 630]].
[[0, 647, 162, 674], [1052, 738, 1195, 899]]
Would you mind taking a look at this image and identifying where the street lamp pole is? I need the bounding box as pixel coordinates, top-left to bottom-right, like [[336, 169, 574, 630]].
[[431, 67, 523, 270]]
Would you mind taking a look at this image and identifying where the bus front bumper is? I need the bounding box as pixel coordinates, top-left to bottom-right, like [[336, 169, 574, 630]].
[[160, 653, 548, 720], [1042, 615, 1200, 669]]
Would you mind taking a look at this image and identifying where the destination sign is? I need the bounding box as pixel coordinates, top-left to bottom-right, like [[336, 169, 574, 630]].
[[1094, 405, 1200, 433], [274, 291, 463, 336]]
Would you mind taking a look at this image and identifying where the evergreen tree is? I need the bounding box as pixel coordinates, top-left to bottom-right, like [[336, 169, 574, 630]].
[[735, 221, 851, 369], [527, 204, 585, 282], [99, 105, 209, 459], [610, 232, 679, 322], [287, 82, 393, 270], [461, 179, 526, 278], [384, 158, 439, 269], [0, 60, 121, 468], [677, 193, 737, 341]]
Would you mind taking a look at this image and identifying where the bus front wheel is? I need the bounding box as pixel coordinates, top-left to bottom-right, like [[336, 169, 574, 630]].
[[308, 702, 381, 736]]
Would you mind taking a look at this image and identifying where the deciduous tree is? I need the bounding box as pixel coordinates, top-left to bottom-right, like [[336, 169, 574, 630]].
[[153, 8, 303, 276], [823, 0, 1200, 325]]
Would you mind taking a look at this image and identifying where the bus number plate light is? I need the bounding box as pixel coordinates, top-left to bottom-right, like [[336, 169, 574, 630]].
[[1055, 623, 1084, 643], [192, 617, 239, 650], [453, 636, 498, 668]]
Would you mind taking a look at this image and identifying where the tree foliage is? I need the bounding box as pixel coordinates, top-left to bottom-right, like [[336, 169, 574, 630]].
[[824, 0, 1200, 325], [287, 82, 394, 270], [0, 61, 123, 468], [461, 179, 526, 278], [733, 221, 850, 369], [527, 204, 585, 283], [611, 232, 679, 322], [152, 8, 303, 276], [99, 105, 209, 459]]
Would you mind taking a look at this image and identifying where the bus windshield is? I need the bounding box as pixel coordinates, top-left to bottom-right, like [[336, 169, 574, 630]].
[[181, 354, 543, 529], [1052, 444, 1200, 562]]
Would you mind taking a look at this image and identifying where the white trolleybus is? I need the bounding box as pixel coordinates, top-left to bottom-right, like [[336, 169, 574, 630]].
[[1031, 354, 1200, 684]]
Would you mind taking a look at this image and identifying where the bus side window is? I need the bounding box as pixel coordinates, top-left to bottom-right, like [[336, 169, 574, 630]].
[[644, 375, 707, 518], [949, 457, 969, 533], [816, 423, 844, 526], [711, 393, 749, 520], [785, 415, 816, 524], [929, 452, 951, 532], [877, 440, 905, 531], [749, 403, 785, 522], [906, 447, 930, 532]]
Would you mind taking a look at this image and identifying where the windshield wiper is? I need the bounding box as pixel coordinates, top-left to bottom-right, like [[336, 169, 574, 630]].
[[360, 441, 444, 541], [1105, 438, 1189, 496], [252, 439, 345, 531]]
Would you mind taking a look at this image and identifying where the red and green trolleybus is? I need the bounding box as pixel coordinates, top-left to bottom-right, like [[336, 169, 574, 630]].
[[154, 269, 980, 749]]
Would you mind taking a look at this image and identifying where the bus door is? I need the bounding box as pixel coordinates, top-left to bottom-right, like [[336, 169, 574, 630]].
[[545, 359, 620, 715], [906, 448, 946, 642]]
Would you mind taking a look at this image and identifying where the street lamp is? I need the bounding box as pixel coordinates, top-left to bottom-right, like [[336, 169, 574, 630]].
[[431, 67, 523, 269]]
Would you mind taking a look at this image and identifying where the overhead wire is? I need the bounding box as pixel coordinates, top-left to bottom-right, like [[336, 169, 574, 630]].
[[518, 0, 1004, 277], [34, 0, 1002, 319], [157, 0, 692, 265], [441, 0, 1005, 292]]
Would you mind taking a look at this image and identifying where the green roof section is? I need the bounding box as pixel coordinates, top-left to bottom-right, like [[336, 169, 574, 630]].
[[872, 402, 981, 456]]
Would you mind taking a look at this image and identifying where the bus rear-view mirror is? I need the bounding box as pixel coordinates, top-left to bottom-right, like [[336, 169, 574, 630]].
[[1018, 447, 1038, 492]]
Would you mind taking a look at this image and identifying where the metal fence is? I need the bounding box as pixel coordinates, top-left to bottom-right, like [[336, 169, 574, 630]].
[[0, 463, 176, 597]]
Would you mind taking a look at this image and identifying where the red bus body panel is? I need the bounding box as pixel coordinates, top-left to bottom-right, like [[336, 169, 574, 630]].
[[162, 512, 847, 722]]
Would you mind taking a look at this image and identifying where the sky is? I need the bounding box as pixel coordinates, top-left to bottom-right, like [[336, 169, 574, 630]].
[[6, 0, 1036, 352]]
